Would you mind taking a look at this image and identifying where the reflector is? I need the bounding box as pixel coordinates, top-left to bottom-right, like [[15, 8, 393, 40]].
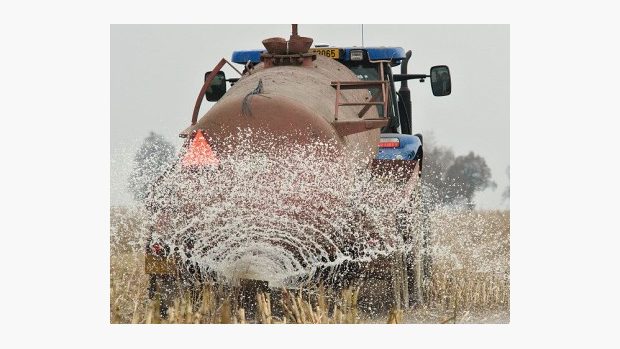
[[379, 137, 400, 148], [182, 130, 220, 167]]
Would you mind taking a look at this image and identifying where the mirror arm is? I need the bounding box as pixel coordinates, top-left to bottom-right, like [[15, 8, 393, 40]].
[[393, 74, 430, 82]]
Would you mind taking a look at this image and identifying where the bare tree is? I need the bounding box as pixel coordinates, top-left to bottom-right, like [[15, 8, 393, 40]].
[[444, 152, 497, 206], [502, 166, 510, 201], [128, 132, 176, 202], [422, 135, 496, 208]]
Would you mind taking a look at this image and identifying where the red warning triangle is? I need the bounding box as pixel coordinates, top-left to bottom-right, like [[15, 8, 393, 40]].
[[182, 130, 220, 167]]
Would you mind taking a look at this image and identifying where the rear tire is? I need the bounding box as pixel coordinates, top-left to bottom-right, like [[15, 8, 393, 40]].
[[147, 274, 176, 319], [403, 180, 432, 307]]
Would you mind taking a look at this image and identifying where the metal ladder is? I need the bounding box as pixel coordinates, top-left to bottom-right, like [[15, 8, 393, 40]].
[[331, 62, 390, 120]]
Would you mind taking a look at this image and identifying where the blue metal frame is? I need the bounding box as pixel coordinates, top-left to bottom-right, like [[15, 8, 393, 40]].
[[231, 47, 407, 65], [375, 133, 422, 161], [231, 50, 263, 65]]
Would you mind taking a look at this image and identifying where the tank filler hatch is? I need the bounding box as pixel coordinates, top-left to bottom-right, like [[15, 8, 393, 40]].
[[260, 24, 317, 68]]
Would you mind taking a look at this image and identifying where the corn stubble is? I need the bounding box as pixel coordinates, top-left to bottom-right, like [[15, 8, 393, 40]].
[[110, 209, 509, 324]]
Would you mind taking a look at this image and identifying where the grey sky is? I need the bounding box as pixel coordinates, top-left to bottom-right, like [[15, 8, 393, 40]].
[[111, 24, 509, 209]]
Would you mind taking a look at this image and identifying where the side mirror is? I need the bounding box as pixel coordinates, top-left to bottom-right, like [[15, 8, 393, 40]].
[[430, 65, 451, 96], [204, 71, 226, 102]]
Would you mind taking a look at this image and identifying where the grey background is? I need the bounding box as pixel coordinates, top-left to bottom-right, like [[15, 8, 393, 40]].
[[111, 24, 509, 209]]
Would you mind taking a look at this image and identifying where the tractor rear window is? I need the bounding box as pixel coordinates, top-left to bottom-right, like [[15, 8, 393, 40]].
[[349, 65, 379, 81], [347, 64, 383, 116]]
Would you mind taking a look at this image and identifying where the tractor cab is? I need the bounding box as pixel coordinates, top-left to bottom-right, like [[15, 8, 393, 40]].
[[335, 47, 407, 134]]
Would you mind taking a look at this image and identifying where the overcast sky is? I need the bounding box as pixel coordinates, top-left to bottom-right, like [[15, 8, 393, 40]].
[[111, 24, 509, 209]]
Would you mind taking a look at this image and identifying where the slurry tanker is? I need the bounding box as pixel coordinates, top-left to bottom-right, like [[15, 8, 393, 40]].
[[144, 25, 451, 317]]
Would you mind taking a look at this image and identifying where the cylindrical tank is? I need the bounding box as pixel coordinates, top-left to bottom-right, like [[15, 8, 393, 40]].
[[185, 55, 381, 162]]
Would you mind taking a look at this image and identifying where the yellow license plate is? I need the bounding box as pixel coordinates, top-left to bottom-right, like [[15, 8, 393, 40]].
[[310, 48, 340, 59]]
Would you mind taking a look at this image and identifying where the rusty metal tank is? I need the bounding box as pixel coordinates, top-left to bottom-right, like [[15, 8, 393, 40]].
[[146, 32, 419, 315], [181, 39, 386, 163]]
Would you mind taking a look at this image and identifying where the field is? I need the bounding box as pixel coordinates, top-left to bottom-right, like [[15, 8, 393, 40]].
[[110, 207, 509, 324]]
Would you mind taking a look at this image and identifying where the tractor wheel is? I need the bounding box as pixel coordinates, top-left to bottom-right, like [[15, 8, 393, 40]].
[[403, 180, 432, 307], [390, 250, 409, 310], [147, 274, 176, 319], [420, 186, 433, 289]]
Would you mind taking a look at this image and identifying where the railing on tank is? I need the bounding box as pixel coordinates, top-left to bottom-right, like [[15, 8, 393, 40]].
[[331, 61, 390, 120]]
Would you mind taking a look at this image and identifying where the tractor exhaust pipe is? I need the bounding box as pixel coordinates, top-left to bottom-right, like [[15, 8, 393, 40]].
[[398, 50, 413, 135]]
